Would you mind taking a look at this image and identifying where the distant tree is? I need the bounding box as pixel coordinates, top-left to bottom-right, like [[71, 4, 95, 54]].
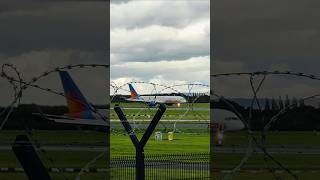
[[264, 98, 270, 112], [299, 98, 305, 107], [285, 95, 290, 108], [271, 97, 279, 110], [278, 96, 284, 109], [292, 97, 298, 108]]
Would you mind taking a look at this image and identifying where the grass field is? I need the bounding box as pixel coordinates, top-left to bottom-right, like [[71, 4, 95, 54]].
[[214, 172, 320, 180], [110, 102, 210, 108], [2, 103, 320, 179], [110, 108, 209, 121], [0, 173, 108, 180], [110, 110, 210, 120], [1, 130, 319, 147], [110, 102, 210, 120], [1, 128, 320, 179], [111, 132, 209, 156], [1, 172, 319, 180]]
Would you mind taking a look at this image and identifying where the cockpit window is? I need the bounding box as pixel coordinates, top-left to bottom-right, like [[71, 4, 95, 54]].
[[225, 117, 238, 121]]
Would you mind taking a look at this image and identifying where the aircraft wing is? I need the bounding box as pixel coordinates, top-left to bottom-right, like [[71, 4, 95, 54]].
[[49, 118, 108, 126], [32, 113, 108, 126], [125, 98, 147, 102]]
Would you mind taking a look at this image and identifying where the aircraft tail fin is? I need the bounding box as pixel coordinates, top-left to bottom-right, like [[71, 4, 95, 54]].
[[128, 84, 140, 99], [59, 71, 92, 115]]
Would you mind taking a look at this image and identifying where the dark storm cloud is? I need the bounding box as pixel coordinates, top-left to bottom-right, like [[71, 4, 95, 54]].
[[0, 2, 107, 56], [0, 1, 108, 105], [213, 0, 320, 74], [212, 0, 320, 100], [0, 1, 49, 14]]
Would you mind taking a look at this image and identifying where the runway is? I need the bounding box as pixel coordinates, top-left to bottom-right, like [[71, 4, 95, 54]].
[[0, 167, 319, 174], [120, 107, 209, 111], [213, 146, 320, 155], [2, 144, 320, 154], [110, 119, 209, 122], [0, 143, 107, 152]]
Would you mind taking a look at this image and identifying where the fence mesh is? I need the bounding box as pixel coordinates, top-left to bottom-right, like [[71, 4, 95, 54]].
[[111, 153, 210, 180]]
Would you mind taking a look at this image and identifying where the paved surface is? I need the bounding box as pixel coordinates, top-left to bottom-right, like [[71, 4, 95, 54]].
[[110, 119, 209, 122], [213, 146, 320, 155], [120, 107, 209, 111], [2, 144, 320, 154]]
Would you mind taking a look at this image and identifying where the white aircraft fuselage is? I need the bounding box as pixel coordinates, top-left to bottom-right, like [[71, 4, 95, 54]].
[[138, 95, 187, 105], [211, 109, 245, 131]]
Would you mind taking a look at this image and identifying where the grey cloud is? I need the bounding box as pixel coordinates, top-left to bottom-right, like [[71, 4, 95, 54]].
[[111, 0, 209, 29], [0, 2, 107, 56], [214, 0, 320, 73], [0, 1, 46, 14], [0, 2, 108, 105], [0, 50, 108, 105], [111, 0, 130, 4], [111, 56, 209, 85], [111, 0, 210, 86], [110, 0, 210, 63], [111, 21, 209, 63], [213, 0, 320, 98]]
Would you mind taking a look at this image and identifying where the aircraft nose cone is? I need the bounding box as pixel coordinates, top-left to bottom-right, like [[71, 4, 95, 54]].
[[239, 121, 245, 130]]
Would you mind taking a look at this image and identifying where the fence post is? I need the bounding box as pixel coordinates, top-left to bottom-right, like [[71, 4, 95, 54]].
[[12, 135, 52, 180], [114, 103, 166, 180], [136, 146, 145, 180]]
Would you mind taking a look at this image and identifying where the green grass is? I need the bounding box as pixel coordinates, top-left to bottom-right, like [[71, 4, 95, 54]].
[[0, 171, 319, 180], [222, 131, 320, 146], [213, 153, 320, 170], [1, 130, 320, 147], [214, 172, 320, 180], [1, 150, 319, 171], [111, 132, 210, 156], [0, 130, 107, 144], [111, 102, 210, 108], [110, 108, 210, 120], [1, 130, 320, 179], [0, 130, 318, 165], [111, 168, 209, 180], [110, 102, 209, 120], [0, 151, 108, 168], [0, 173, 109, 180]]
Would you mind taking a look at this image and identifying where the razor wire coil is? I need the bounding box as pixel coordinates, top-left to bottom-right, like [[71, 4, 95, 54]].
[[211, 71, 320, 180]]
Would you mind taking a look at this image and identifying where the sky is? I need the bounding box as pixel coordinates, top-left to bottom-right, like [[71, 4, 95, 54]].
[[0, 1, 108, 105], [2, 0, 319, 105], [212, 0, 320, 101], [110, 0, 210, 95]]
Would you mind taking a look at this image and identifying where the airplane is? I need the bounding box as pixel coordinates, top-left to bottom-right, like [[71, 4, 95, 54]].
[[211, 109, 245, 145], [211, 108, 245, 131], [33, 71, 108, 126], [125, 84, 187, 107]]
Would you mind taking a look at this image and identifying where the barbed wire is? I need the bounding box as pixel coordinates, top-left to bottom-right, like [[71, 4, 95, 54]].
[[110, 81, 210, 131], [211, 70, 320, 180], [0, 63, 109, 180], [2, 65, 317, 179], [211, 71, 320, 80], [1, 62, 210, 180]]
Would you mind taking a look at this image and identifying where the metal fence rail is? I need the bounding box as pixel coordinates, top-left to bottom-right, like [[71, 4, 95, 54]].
[[111, 153, 210, 180]]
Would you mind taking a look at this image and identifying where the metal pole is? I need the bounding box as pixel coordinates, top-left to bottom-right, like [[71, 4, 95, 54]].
[[114, 103, 166, 180], [140, 103, 166, 147], [12, 135, 52, 180], [136, 147, 145, 180]]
